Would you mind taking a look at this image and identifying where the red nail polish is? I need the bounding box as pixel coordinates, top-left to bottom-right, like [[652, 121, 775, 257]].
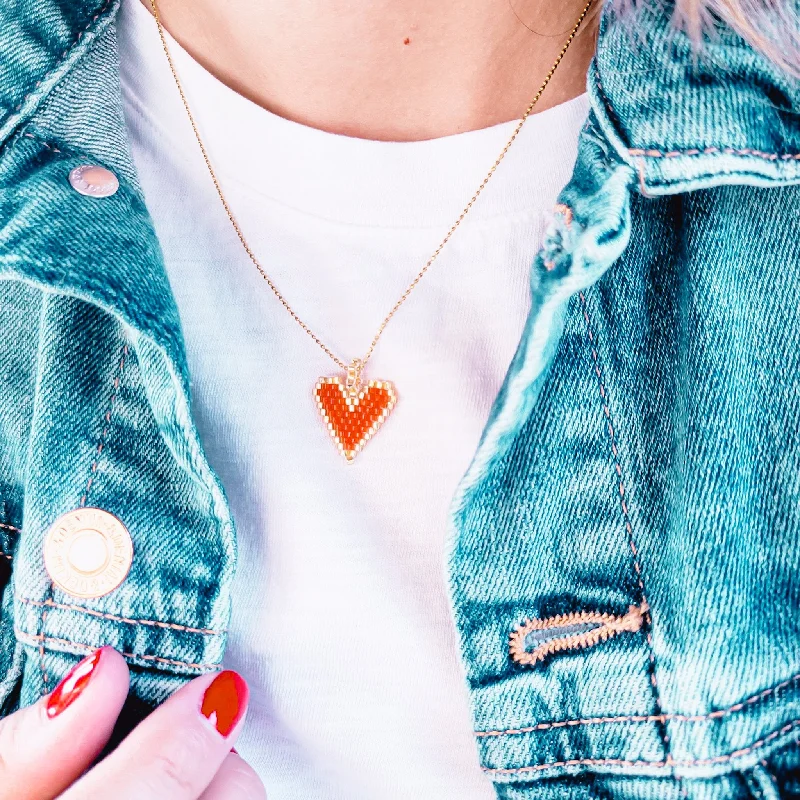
[[46, 647, 105, 719], [200, 671, 248, 737]]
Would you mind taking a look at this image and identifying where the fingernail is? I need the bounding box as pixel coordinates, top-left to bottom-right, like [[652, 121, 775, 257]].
[[200, 670, 248, 737], [46, 647, 105, 719]]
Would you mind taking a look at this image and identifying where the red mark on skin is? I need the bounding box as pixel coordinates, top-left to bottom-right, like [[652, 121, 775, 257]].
[[403, 37, 411, 45]]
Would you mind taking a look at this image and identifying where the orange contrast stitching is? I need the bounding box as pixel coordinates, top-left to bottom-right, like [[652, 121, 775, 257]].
[[481, 719, 800, 775], [476, 669, 800, 735], [21, 132, 61, 154], [553, 203, 573, 226], [509, 603, 647, 666], [578, 291, 678, 777], [484, 756, 668, 775], [0, 522, 21, 533], [628, 146, 800, 162], [16, 629, 219, 671], [17, 596, 224, 636], [760, 757, 781, 794], [543, 203, 575, 271], [7, 0, 114, 115], [39, 603, 49, 690]]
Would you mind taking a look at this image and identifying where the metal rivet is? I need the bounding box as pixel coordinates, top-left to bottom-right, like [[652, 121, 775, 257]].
[[43, 508, 133, 599], [68, 165, 119, 198]]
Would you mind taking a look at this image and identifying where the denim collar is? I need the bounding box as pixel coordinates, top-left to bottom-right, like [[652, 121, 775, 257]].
[[0, 0, 118, 146], [591, 2, 800, 194], [0, 0, 188, 385]]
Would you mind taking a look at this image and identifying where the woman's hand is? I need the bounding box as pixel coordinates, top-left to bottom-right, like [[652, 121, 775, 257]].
[[0, 646, 266, 799]]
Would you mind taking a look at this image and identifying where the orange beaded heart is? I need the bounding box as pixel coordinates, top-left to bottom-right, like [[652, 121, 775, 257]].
[[315, 376, 397, 462]]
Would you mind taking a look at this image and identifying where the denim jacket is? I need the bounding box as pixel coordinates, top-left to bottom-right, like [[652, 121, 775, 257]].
[[1, 0, 799, 797]]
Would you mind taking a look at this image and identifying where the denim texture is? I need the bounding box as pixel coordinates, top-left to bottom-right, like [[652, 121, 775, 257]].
[[0, 0, 799, 797]]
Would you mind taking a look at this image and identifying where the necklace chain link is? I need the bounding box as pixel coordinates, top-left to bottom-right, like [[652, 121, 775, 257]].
[[149, 0, 593, 371]]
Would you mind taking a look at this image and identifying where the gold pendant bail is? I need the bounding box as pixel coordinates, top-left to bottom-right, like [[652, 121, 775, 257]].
[[345, 358, 364, 394]]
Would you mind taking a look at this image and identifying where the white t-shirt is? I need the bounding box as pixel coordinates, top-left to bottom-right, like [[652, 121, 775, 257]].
[[118, 2, 588, 797]]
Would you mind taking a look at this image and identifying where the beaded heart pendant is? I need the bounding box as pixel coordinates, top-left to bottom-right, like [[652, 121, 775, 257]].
[[315, 362, 397, 462]]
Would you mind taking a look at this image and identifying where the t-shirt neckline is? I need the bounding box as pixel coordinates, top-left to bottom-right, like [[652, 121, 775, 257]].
[[118, 0, 590, 228]]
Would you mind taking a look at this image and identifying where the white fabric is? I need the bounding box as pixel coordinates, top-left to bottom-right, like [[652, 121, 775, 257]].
[[118, 2, 588, 797]]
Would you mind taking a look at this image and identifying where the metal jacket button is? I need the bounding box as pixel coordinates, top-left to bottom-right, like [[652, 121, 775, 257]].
[[68, 165, 119, 198], [43, 508, 133, 599]]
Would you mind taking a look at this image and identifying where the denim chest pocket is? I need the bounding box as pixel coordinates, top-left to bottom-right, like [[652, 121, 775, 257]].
[[448, 182, 800, 799], [450, 286, 679, 794], [6, 293, 233, 712]]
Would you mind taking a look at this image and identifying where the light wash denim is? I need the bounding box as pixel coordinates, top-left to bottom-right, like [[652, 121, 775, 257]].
[[0, 0, 799, 796]]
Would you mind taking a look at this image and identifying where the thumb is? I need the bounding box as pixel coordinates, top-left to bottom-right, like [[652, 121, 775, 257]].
[[0, 646, 129, 800]]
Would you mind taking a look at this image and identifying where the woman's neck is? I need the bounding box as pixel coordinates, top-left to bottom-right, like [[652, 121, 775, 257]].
[[142, 0, 598, 142]]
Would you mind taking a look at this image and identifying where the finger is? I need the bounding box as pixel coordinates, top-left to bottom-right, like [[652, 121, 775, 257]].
[[0, 646, 129, 800], [198, 752, 267, 800], [61, 670, 249, 800]]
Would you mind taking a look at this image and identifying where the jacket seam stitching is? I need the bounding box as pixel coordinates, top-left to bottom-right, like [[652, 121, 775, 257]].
[[16, 629, 219, 671], [21, 132, 62, 154], [0, 523, 21, 533], [634, 165, 798, 193], [578, 289, 682, 789], [480, 719, 800, 775], [475, 669, 800, 736], [17, 596, 224, 636], [759, 760, 781, 795], [629, 147, 800, 162]]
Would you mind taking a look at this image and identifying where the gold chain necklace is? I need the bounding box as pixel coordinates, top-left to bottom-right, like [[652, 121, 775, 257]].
[[149, 0, 593, 461]]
